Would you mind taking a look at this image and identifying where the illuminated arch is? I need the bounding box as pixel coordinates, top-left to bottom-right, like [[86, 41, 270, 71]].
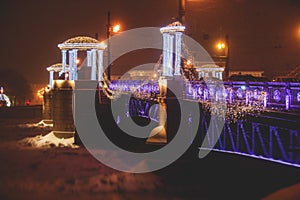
[[0, 94, 11, 107], [57, 36, 107, 82]]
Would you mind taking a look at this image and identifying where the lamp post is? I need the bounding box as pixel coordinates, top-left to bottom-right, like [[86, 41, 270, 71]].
[[106, 11, 121, 81], [178, 0, 186, 24], [216, 35, 229, 79]]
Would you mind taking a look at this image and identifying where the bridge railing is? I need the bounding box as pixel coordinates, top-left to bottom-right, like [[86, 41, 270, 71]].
[[186, 81, 300, 112], [197, 112, 300, 166], [108, 79, 300, 112]]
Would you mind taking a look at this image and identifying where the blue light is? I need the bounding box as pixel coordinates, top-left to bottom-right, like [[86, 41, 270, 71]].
[[240, 85, 246, 90]]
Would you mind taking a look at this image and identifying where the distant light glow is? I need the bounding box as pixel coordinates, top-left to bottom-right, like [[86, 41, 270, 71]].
[[0, 87, 3, 94], [76, 58, 80, 64], [217, 42, 226, 50], [186, 59, 192, 66], [112, 24, 121, 33]]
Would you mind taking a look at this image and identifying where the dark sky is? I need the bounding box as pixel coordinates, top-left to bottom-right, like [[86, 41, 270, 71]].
[[0, 0, 300, 84]]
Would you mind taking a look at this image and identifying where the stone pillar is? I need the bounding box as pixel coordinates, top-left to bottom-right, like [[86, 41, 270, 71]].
[[68, 50, 74, 80], [246, 91, 250, 105], [87, 50, 92, 67], [174, 32, 182, 76], [97, 50, 104, 82], [215, 71, 219, 79], [62, 50, 67, 80], [212, 71, 216, 78], [219, 72, 222, 79], [42, 89, 53, 125], [91, 49, 97, 80], [168, 34, 174, 76], [73, 49, 78, 80], [263, 92, 267, 108], [285, 92, 291, 110], [162, 33, 168, 77], [52, 80, 75, 139], [49, 71, 54, 89]]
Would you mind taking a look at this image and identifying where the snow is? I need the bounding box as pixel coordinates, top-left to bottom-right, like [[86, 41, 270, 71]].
[[1, 116, 300, 200], [19, 131, 79, 148], [17, 120, 53, 128]]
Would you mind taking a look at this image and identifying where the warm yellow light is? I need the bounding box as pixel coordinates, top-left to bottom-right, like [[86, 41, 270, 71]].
[[217, 42, 226, 50], [112, 24, 121, 33], [0, 87, 3, 94], [76, 58, 80, 64], [186, 59, 192, 66]]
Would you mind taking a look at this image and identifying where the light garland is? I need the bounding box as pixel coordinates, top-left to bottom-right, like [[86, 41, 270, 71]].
[[46, 63, 69, 72], [58, 36, 106, 51]]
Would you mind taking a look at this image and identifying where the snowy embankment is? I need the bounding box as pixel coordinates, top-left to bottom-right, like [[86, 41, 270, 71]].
[[19, 131, 79, 148]]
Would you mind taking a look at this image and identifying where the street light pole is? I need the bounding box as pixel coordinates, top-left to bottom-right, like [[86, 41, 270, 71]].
[[106, 11, 111, 81], [224, 34, 230, 79], [178, 0, 186, 24], [215, 34, 230, 80]]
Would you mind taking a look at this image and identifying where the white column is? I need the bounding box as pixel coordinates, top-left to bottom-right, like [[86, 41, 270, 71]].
[[212, 71, 216, 78], [73, 49, 78, 80], [215, 71, 219, 79], [174, 32, 182, 76], [162, 33, 168, 76], [68, 50, 74, 80], [87, 50, 92, 67], [167, 34, 174, 76], [91, 49, 97, 80], [49, 71, 54, 89], [62, 50, 67, 80], [219, 72, 223, 80], [97, 50, 104, 82]]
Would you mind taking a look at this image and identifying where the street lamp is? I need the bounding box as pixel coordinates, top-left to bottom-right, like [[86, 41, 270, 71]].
[[216, 42, 226, 50], [106, 11, 121, 81], [216, 35, 229, 79], [112, 24, 121, 33]]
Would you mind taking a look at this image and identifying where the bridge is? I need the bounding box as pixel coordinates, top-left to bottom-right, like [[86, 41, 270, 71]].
[[41, 21, 300, 169]]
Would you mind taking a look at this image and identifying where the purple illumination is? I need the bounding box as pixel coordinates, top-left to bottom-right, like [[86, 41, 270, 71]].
[[263, 93, 267, 108], [109, 80, 300, 111], [236, 88, 243, 99], [273, 90, 281, 102], [253, 89, 259, 100]]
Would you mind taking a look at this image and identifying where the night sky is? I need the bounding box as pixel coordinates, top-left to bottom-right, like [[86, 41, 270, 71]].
[[1, 0, 300, 85]]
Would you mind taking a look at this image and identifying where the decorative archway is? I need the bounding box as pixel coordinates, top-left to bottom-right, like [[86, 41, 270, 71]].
[[46, 63, 69, 89], [58, 36, 106, 81], [160, 21, 185, 77]]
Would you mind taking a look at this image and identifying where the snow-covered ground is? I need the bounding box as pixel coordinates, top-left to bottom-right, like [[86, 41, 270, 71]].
[[19, 131, 78, 149], [1, 116, 300, 200]]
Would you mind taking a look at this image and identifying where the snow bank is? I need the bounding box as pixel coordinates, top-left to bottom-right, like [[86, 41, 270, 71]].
[[18, 120, 53, 129], [19, 131, 79, 149]]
